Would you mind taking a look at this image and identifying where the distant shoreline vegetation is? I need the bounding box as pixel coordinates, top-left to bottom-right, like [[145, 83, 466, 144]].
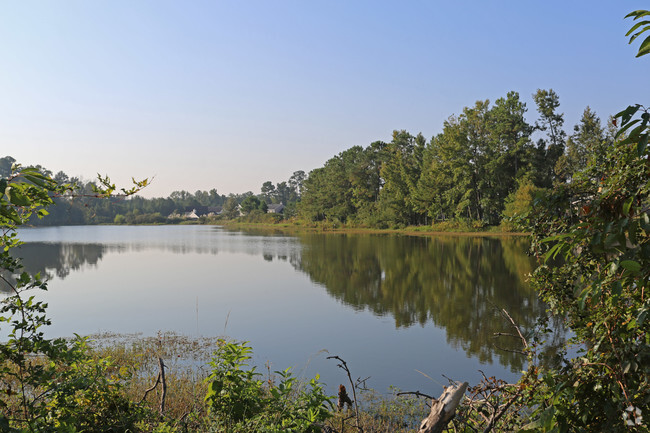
[[1, 88, 610, 233]]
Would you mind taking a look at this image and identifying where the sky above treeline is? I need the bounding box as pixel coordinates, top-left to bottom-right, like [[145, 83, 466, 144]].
[[1, 1, 648, 198]]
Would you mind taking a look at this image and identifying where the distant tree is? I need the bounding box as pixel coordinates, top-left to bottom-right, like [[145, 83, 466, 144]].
[[273, 181, 290, 204], [556, 107, 605, 182], [222, 197, 239, 219], [53, 171, 71, 185], [288, 170, 306, 198], [0, 156, 15, 177], [261, 181, 275, 203], [379, 130, 425, 225], [533, 89, 566, 187], [240, 196, 266, 215]]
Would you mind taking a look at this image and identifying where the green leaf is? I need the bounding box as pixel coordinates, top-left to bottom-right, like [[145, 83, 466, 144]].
[[620, 260, 641, 272], [637, 133, 649, 156], [625, 10, 650, 19], [615, 104, 640, 125], [618, 118, 641, 136], [626, 20, 650, 36], [637, 35, 650, 57], [22, 175, 50, 189], [622, 196, 634, 215], [5, 186, 31, 206]]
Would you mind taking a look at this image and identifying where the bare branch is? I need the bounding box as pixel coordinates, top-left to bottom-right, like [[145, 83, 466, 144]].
[[396, 390, 436, 401]]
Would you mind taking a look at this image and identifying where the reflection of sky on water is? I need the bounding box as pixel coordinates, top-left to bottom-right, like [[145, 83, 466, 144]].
[[18, 225, 302, 257], [8, 225, 544, 394]]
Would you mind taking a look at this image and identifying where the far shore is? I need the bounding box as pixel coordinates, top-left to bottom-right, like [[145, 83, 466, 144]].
[[217, 220, 530, 237]]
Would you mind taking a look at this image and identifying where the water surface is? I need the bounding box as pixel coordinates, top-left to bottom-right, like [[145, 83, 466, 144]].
[[10, 225, 548, 394]]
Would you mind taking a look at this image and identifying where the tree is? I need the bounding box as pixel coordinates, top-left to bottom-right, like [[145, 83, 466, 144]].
[[483, 91, 533, 223], [273, 181, 290, 204], [517, 12, 650, 431], [240, 195, 266, 215], [0, 156, 16, 177], [379, 130, 425, 225], [556, 107, 606, 183], [532, 89, 566, 187], [288, 170, 306, 198], [260, 181, 275, 203], [222, 197, 240, 219]]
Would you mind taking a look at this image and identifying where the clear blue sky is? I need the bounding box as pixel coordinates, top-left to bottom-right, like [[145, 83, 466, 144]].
[[1, 1, 648, 198]]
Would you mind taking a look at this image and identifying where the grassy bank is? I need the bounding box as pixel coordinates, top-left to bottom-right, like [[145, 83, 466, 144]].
[[217, 218, 529, 237], [81, 333, 429, 432]]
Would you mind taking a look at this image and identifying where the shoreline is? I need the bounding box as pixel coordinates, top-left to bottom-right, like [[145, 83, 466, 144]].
[[217, 220, 530, 237]]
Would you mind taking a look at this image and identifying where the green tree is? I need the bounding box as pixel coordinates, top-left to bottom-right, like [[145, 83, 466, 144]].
[[482, 91, 533, 223], [288, 170, 306, 199], [532, 89, 566, 187], [555, 107, 606, 182], [240, 195, 266, 215], [260, 181, 275, 203], [379, 130, 425, 225], [517, 12, 650, 431]]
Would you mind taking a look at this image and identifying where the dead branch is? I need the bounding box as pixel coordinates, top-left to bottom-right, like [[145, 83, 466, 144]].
[[140, 373, 161, 404], [140, 357, 167, 415], [396, 390, 436, 401], [496, 307, 528, 350], [418, 381, 468, 433], [327, 355, 362, 432], [158, 357, 167, 414]]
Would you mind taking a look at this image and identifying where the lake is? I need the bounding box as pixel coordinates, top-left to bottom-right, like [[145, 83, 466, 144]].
[[8, 225, 551, 395]]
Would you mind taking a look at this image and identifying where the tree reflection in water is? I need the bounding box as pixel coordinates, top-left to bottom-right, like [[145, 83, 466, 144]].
[[0, 243, 106, 293], [4, 230, 565, 374], [292, 234, 559, 372]]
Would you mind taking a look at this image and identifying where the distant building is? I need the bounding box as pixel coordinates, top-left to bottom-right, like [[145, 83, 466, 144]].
[[207, 206, 223, 216], [175, 206, 223, 219], [183, 209, 200, 219], [267, 203, 284, 214]]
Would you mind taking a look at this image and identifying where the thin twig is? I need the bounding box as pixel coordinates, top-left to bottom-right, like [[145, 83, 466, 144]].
[[496, 305, 528, 350], [327, 355, 362, 432], [396, 390, 436, 400]]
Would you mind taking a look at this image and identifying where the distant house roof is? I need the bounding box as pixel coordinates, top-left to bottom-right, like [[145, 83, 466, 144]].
[[267, 203, 284, 214], [182, 206, 223, 217]]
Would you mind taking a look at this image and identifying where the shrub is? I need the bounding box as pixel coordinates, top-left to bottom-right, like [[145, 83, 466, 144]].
[[204, 339, 333, 432]]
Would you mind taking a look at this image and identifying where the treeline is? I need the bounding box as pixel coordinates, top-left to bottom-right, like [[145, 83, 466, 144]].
[[0, 155, 305, 225], [2, 88, 611, 228], [299, 89, 613, 228]]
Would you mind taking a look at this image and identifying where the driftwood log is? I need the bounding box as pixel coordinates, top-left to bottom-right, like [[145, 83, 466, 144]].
[[418, 381, 468, 433]]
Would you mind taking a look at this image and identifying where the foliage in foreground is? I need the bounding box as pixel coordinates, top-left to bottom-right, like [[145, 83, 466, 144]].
[[510, 12, 650, 432], [204, 340, 333, 432]]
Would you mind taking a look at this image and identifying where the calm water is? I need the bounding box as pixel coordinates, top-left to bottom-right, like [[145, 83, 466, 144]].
[[8, 225, 550, 394]]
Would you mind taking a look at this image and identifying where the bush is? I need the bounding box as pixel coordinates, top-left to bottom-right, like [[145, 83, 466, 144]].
[[204, 339, 333, 432]]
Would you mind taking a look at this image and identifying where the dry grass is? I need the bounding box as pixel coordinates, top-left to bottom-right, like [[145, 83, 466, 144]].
[[86, 331, 222, 428], [85, 332, 439, 432]]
